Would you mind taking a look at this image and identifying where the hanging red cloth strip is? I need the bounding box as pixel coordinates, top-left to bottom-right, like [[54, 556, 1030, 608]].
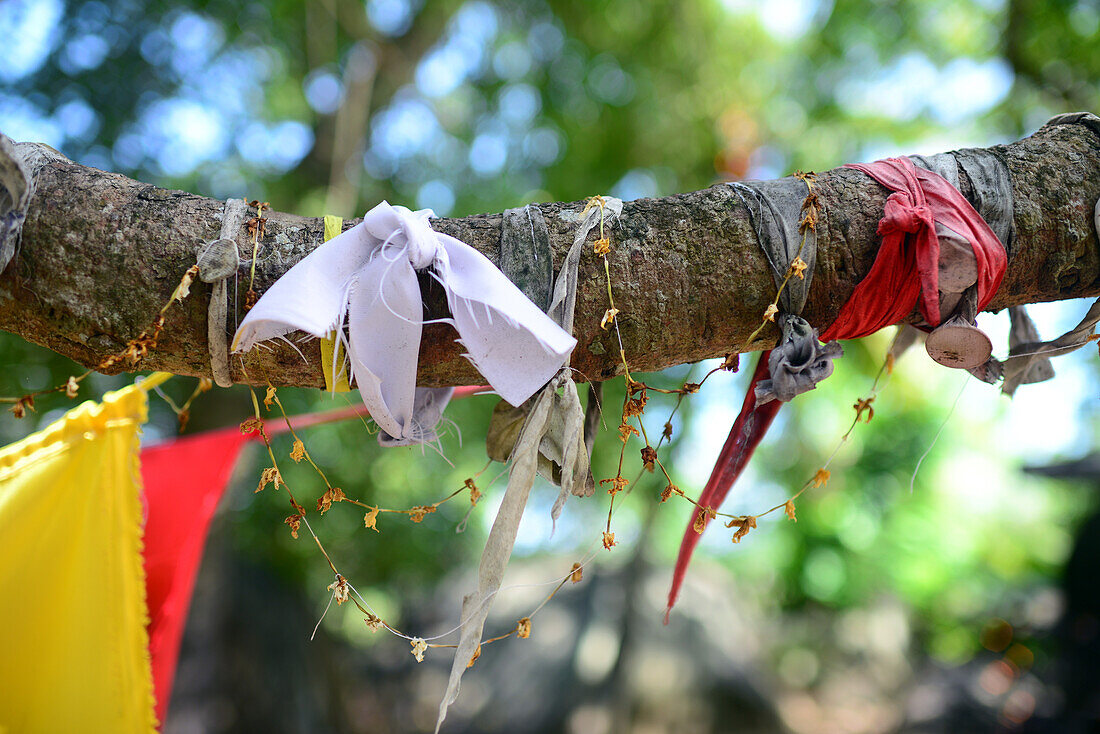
[[666, 157, 1007, 617], [142, 426, 251, 726]]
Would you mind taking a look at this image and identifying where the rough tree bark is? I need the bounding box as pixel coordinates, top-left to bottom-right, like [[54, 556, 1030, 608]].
[[0, 114, 1098, 389]]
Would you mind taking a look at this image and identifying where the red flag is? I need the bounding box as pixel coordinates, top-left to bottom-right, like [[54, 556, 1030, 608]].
[[141, 427, 250, 726]]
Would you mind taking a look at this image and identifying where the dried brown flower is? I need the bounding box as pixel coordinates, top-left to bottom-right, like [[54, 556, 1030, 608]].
[[65, 376, 80, 399], [640, 445, 658, 472], [853, 397, 875, 423], [693, 506, 717, 534], [256, 466, 283, 493], [8, 396, 33, 419], [466, 477, 482, 505], [570, 562, 583, 584], [264, 386, 276, 409], [290, 439, 306, 463], [466, 645, 482, 668], [812, 468, 830, 488], [602, 531, 616, 550], [316, 486, 346, 514], [239, 417, 263, 434], [363, 506, 380, 532], [787, 256, 809, 280], [328, 575, 350, 605], [516, 617, 532, 639], [784, 500, 797, 522], [728, 515, 757, 543], [593, 237, 611, 256], [600, 307, 620, 330], [284, 514, 302, 539], [365, 614, 383, 633], [409, 505, 437, 523], [410, 637, 428, 663], [618, 423, 640, 443], [600, 476, 629, 496], [763, 303, 779, 322]]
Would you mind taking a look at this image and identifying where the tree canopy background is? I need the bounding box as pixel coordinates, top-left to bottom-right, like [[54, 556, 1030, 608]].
[[2, 0, 1100, 731]]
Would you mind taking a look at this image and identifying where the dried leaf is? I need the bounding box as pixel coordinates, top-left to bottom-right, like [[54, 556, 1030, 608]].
[[409, 505, 437, 523], [516, 617, 532, 639], [290, 439, 305, 463], [363, 506, 380, 532]]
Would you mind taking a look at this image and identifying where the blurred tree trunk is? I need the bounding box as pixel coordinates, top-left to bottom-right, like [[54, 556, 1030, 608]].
[[0, 115, 1097, 387]]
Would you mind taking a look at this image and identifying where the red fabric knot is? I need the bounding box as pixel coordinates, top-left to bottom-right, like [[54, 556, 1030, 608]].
[[879, 192, 933, 236]]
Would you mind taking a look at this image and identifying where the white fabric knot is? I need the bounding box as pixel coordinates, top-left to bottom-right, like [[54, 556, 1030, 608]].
[[232, 201, 576, 446]]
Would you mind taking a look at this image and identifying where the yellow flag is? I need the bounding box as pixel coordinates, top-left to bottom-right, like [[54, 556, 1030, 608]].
[[320, 214, 352, 392], [0, 383, 157, 733]]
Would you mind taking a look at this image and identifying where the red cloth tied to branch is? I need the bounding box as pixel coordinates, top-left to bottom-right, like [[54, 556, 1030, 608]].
[[822, 157, 1007, 341], [666, 157, 1007, 617]]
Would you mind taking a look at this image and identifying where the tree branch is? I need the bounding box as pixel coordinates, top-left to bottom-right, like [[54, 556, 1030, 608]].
[[1, 115, 1098, 388]]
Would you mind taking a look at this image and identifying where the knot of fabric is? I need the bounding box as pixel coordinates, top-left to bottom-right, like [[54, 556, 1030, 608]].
[[369, 205, 438, 269], [879, 192, 933, 236], [821, 157, 1007, 342], [232, 201, 576, 446]]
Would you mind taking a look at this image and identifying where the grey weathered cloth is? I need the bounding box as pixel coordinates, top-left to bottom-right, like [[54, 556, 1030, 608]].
[[1001, 295, 1100, 396], [500, 205, 553, 310], [754, 314, 843, 406], [0, 134, 30, 275], [196, 199, 246, 388], [728, 179, 816, 315], [435, 199, 604, 733]]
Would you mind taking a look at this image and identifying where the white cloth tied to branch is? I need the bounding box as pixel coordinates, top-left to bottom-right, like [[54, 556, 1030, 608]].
[[232, 201, 576, 444]]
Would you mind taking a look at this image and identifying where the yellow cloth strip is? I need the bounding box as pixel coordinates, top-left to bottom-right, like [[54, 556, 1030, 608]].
[[320, 215, 351, 392], [0, 384, 157, 733]]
